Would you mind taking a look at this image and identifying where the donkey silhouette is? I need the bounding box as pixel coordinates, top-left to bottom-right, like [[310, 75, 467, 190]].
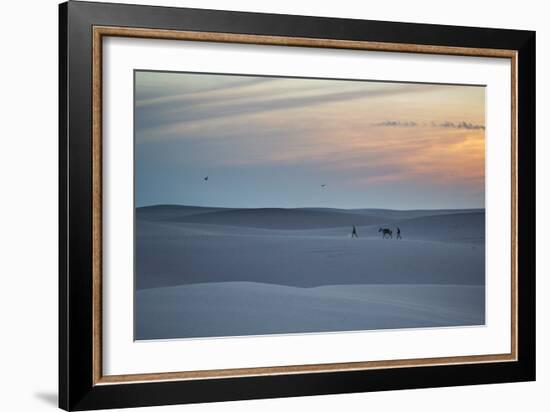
[[378, 227, 393, 239]]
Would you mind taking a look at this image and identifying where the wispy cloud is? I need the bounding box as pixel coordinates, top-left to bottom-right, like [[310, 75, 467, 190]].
[[136, 76, 276, 108], [373, 120, 485, 130], [372, 120, 419, 127], [135, 75, 452, 141], [436, 121, 485, 130]]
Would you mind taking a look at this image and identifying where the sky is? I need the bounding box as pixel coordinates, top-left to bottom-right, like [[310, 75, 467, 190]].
[[135, 70, 485, 209]]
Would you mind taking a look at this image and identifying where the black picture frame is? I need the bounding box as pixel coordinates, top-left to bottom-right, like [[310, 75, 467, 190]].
[[59, 1, 536, 410]]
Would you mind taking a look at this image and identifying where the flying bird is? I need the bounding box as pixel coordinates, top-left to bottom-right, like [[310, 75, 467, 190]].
[[204, 176, 209, 181], [321, 184, 326, 188]]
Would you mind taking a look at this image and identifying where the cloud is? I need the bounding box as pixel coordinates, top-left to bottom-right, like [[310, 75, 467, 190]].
[[373, 120, 485, 130], [436, 121, 485, 130], [373, 120, 418, 127], [135, 73, 452, 140], [135, 76, 277, 108]]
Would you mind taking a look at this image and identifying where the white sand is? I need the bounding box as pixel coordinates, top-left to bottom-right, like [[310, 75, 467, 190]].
[[135, 206, 485, 339], [136, 282, 484, 339]]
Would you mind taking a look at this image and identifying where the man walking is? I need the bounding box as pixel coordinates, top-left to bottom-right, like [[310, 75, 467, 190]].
[[351, 225, 358, 238], [396, 227, 402, 240]]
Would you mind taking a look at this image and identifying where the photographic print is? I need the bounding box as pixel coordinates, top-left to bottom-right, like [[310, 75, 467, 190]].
[[60, 6, 534, 408], [134, 70, 486, 340]]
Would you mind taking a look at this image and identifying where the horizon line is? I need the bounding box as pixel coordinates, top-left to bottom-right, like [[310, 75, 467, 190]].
[[136, 203, 485, 212]]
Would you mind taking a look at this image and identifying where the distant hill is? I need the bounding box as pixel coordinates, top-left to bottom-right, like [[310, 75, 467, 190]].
[[394, 212, 485, 243], [137, 204, 483, 230], [161, 208, 388, 229], [137, 205, 229, 220]]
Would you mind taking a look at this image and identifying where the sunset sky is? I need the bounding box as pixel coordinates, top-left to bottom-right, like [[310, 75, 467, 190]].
[[135, 71, 485, 209]]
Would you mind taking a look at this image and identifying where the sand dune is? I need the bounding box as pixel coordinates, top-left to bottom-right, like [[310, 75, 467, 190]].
[[305, 207, 482, 220], [137, 205, 483, 231], [136, 206, 484, 289], [392, 212, 484, 243], [136, 225, 484, 289], [137, 204, 229, 220], [135, 205, 485, 339], [136, 282, 485, 340], [159, 207, 388, 229]]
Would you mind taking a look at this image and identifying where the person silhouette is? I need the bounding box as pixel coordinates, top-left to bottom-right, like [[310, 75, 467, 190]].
[[351, 225, 358, 238], [396, 227, 402, 240]]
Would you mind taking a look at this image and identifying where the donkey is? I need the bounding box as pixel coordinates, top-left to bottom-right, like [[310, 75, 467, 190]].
[[378, 227, 393, 239]]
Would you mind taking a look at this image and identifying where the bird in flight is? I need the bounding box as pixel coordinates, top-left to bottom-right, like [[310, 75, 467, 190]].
[[321, 184, 326, 188], [204, 176, 209, 181]]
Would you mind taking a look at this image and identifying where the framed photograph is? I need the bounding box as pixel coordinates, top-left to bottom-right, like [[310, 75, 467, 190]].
[[59, 1, 535, 410]]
